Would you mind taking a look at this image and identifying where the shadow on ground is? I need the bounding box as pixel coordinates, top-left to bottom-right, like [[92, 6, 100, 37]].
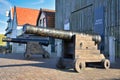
[[0, 53, 76, 73], [0, 53, 120, 72], [0, 53, 58, 68]]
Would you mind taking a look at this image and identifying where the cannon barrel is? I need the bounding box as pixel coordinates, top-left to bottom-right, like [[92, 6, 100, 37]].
[[23, 24, 101, 43], [2, 38, 49, 46]]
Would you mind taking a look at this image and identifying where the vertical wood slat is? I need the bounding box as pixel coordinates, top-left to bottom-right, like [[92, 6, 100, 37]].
[[55, 0, 120, 58]]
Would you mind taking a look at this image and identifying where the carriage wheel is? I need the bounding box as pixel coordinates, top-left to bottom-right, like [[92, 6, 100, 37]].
[[42, 54, 50, 58], [42, 54, 46, 58], [101, 59, 110, 69], [24, 53, 31, 59], [74, 59, 85, 73]]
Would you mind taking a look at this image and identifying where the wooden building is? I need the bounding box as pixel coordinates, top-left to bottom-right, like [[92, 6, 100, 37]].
[[55, 0, 120, 59]]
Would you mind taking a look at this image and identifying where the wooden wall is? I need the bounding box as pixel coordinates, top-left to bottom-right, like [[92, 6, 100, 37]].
[[55, 0, 120, 58], [47, 14, 55, 28]]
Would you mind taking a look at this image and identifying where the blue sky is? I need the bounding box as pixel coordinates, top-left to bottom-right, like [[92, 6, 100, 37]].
[[0, 0, 55, 34]]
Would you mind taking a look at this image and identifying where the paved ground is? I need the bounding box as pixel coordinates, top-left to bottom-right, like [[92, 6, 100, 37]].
[[0, 53, 120, 80]]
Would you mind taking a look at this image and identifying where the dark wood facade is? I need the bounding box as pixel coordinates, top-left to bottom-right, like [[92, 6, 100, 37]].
[[55, 0, 120, 58]]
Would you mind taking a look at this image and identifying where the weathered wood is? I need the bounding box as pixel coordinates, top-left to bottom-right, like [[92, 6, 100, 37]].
[[25, 42, 50, 59], [56, 0, 120, 58], [74, 34, 105, 62]]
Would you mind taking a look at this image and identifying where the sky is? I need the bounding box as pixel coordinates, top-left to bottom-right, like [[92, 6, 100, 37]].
[[0, 0, 55, 34]]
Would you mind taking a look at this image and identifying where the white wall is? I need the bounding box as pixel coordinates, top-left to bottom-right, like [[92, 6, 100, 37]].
[[12, 43, 26, 54], [38, 12, 46, 27], [11, 9, 18, 53], [17, 26, 23, 36], [11, 9, 17, 38], [12, 26, 27, 54]]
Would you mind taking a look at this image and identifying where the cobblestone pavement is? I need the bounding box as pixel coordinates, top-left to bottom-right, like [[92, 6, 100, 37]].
[[0, 53, 120, 80]]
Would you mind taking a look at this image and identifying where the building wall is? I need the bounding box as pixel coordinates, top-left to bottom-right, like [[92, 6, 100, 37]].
[[47, 14, 55, 28], [11, 26, 27, 54], [11, 8, 17, 38], [55, 0, 120, 58]]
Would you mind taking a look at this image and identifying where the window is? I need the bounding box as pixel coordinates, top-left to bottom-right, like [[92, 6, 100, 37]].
[[40, 18, 46, 27], [40, 19, 43, 27], [43, 18, 46, 27], [40, 20, 42, 26]]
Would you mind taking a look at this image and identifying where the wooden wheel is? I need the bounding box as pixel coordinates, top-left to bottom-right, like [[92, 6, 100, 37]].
[[101, 59, 110, 69], [74, 59, 85, 72], [42, 54, 46, 58], [42, 54, 50, 58], [24, 53, 31, 59]]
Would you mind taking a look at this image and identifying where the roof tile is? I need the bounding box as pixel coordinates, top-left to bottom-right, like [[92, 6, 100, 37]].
[[13, 7, 39, 26]]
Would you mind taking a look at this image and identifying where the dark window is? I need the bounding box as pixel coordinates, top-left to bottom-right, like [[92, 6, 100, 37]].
[[43, 18, 46, 27], [40, 20, 42, 26]]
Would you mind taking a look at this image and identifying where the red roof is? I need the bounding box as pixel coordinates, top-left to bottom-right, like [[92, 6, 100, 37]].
[[12, 7, 39, 26]]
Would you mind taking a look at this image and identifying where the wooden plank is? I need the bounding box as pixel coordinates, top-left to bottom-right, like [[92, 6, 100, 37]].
[[75, 50, 100, 54], [75, 54, 105, 62], [75, 45, 98, 50]]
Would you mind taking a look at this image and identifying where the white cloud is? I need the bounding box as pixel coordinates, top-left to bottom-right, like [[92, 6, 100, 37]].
[[0, 20, 7, 34], [0, 0, 11, 7], [0, 29, 5, 34], [40, 0, 44, 3], [0, 20, 7, 25], [0, 0, 12, 15], [31, 0, 44, 5]]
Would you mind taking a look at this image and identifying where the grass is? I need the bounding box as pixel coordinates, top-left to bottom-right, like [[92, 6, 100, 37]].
[[0, 34, 6, 46]]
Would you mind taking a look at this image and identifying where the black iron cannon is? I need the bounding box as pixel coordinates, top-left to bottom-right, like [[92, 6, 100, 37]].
[[3, 37, 50, 59], [2, 38, 49, 46], [22, 24, 110, 72]]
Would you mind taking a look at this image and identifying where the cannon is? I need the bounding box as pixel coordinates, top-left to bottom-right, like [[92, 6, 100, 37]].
[[23, 24, 101, 43], [2, 38, 49, 46], [2, 38, 50, 59], [23, 24, 110, 72]]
